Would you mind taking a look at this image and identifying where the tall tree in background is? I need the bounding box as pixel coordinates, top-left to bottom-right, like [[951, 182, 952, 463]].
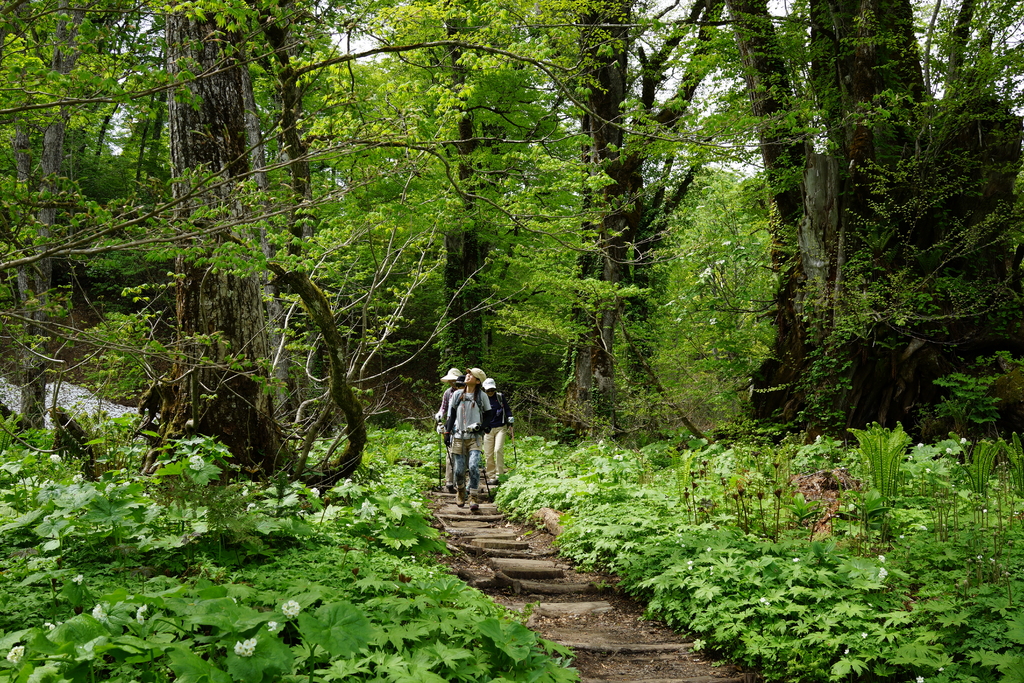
[[728, 0, 1024, 431], [163, 8, 285, 471], [564, 0, 720, 433], [11, 0, 83, 428]]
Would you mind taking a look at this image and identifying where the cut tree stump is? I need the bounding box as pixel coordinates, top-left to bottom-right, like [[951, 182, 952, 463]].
[[533, 507, 565, 536]]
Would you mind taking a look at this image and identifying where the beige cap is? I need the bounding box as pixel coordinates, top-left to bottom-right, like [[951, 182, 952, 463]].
[[467, 368, 487, 383], [441, 367, 461, 381]]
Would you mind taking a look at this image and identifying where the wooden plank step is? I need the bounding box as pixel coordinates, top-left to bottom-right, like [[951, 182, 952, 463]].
[[438, 513, 504, 522], [470, 537, 530, 550], [582, 678, 744, 683], [517, 580, 604, 594], [445, 527, 516, 536], [444, 521, 497, 530], [491, 558, 565, 580], [439, 504, 500, 515], [510, 601, 613, 618]]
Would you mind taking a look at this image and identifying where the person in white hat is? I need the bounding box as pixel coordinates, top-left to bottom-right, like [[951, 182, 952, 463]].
[[481, 377, 513, 485], [444, 368, 491, 510], [435, 367, 461, 492]]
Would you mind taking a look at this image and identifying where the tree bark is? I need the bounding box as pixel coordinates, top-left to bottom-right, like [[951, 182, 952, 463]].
[[163, 12, 285, 473], [732, 0, 1024, 434]]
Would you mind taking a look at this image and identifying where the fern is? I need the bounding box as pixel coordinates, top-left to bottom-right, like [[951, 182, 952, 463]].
[[963, 440, 1001, 496], [1005, 433, 1024, 497], [850, 422, 910, 501]]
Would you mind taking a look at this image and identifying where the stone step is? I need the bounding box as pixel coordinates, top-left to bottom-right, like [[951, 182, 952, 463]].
[[470, 537, 530, 550], [491, 558, 565, 580]]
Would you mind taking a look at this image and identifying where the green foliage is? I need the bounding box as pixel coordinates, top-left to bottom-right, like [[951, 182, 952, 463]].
[[934, 373, 1001, 435], [493, 429, 1024, 683], [0, 429, 576, 682], [851, 422, 910, 501]]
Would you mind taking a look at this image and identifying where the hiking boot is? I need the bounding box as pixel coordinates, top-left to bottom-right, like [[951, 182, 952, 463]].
[[487, 478, 499, 486], [446, 483, 456, 494], [456, 487, 467, 507], [468, 491, 480, 512]]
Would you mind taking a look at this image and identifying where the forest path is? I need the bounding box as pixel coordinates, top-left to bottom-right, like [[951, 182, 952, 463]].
[[426, 490, 754, 683]]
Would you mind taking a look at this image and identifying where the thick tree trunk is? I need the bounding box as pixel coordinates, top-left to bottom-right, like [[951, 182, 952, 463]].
[[733, 0, 1024, 434], [163, 13, 284, 473]]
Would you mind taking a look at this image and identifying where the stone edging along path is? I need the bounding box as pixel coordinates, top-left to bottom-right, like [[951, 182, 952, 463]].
[[426, 489, 757, 683]]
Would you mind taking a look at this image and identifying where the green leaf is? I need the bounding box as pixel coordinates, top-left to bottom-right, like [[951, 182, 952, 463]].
[[167, 646, 233, 683], [296, 602, 372, 658], [224, 635, 293, 682]]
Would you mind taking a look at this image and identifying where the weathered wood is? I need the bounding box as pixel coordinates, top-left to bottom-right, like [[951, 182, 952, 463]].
[[438, 514, 504, 522], [582, 678, 743, 683], [471, 537, 530, 550], [516, 580, 605, 595], [554, 641, 694, 654], [491, 558, 565, 580], [530, 601, 613, 618], [533, 507, 565, 536]]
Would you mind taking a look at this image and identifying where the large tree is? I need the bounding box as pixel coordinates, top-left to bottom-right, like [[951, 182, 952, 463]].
[[727, 0, 1024, 432], [162, 9, 285, 471]]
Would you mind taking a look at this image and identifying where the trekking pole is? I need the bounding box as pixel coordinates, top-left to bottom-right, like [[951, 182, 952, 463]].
[[436, 429, 446, 491], [510, 426, 517, 470]]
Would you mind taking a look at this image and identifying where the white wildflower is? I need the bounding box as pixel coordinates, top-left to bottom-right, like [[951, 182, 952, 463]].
[[49, 454, 61, 465], [878, 567, 889, 581], [188, 455, 205, 471], [310, 487, 319, 496], [44, 623, 55, 631], [945, 448, 953, 454], [983, 509, 988, 513], [878, 555, 885, 562], [793, 558, 800, 562], [92, 604, 107, 622], [246, 503, 256, 512], [281, 600, 301, 618], [266, 621, 279, 633], [72, 574, 84, 585], [861, 632, 868, 639], [960, 438, 967, 444], [73, 473, 85, 483], [233, 638, 257, 657], [917, 677, 925, 683], [917, 443, 924, 448], [844, 648, 849, 655], [135, 604, 148, 624], [6, 645, 24, 664]]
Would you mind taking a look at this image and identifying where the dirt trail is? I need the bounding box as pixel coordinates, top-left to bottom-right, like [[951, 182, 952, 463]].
[[427, 490, 755, 683]]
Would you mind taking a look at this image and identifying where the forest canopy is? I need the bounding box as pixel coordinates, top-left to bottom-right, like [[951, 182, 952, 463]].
[[1, 0, 1024, 471]]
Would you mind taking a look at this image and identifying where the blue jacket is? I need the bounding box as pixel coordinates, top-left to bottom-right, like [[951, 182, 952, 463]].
[[485, 392, 512, 429]]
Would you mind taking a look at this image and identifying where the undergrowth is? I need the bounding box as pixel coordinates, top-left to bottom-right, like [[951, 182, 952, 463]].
[[494, 429, 1024, 683]]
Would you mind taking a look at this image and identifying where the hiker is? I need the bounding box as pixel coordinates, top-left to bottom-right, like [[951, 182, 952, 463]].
[[435, 367, 462, 492], [444, 367, 492, 510], [482, 378, 513, 485]]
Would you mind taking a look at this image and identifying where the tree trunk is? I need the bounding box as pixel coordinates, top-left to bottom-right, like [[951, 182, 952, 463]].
[[163, 12, 285, 472], [14, 0, 83, 428], [732, 0, 1024, 434]]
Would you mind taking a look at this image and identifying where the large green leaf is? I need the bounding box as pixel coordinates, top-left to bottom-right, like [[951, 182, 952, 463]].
[[296, 602, 372, 659], [167, 646, 233, 683], [224, 635, 293, 682]]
